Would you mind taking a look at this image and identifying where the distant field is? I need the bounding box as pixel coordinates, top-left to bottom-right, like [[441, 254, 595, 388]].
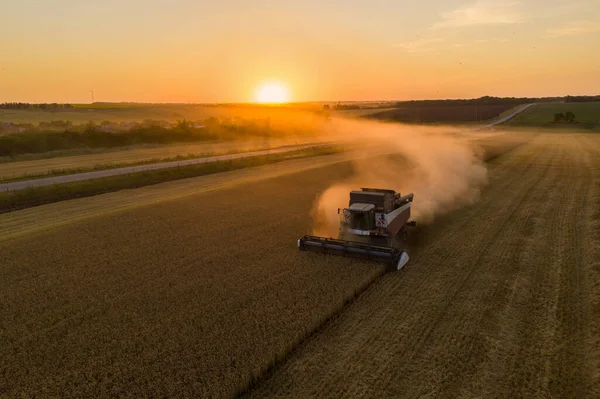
[[0, 105, 213, 124], [509, 102, 600, 129], [0, 104, 319, 124], [72, 103, 161, 109], [367, 104, 519, 124], [1, 102, 534, 126], [334, 108, 400, 118]]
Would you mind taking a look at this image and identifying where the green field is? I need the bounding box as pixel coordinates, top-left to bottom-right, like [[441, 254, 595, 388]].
[[509, 102, 600, 129], [0, 104, 320, 125], [0, 105, 207, 124]]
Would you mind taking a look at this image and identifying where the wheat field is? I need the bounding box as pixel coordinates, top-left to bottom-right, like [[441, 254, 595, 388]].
[[1, 132, 598, 397]]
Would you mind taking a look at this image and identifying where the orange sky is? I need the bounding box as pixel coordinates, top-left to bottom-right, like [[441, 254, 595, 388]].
[[1, 0, 599, 103]]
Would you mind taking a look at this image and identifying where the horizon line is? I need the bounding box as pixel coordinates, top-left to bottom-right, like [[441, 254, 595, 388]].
[[2, 93, 600, 107]]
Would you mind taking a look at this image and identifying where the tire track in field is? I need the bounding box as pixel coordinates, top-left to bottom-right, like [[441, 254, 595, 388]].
[[396, 139, 568, 397], [455, 137, 572, 398], [578, 134, 600, 397], [472, 135, 599, 398], [547, 135, 598, 398], [247, 135, 560, 397], [379, 138, 562, 398], [507, 137, 580, 397]]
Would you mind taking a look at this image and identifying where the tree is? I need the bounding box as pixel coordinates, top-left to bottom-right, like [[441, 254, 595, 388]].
[[84, 121, 97, 132], [203, 117, 219, 127], [565, 111, 575, 123], [554, 113, 565, 123], [176, 119, 191, 130]]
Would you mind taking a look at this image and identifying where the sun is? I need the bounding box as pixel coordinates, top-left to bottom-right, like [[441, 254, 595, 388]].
[[255, 82, 290, 104]]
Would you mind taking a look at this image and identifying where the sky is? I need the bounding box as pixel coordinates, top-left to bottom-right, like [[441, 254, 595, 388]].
[[1, 0, 599, 103]]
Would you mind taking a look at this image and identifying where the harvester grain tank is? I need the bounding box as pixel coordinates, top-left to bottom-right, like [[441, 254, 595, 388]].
[[298, 188, 417, 270]]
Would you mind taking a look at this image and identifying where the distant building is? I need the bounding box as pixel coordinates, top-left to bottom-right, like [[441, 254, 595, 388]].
[[0, 122, 25, 134], [120, 122, 141, 131], [140, 120, 174, 129], [97, 125, 119, 133]]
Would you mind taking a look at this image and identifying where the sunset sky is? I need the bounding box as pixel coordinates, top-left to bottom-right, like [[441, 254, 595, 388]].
[[1, 0, 599, 103]]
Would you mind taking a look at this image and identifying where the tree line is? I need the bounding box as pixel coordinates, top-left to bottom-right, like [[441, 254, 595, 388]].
[[0, 116, 320, 157], [391, 96, 562, 108], [0, 103, 74, 110], [564, 95, 600, 103], [330, 95, 600, 110]]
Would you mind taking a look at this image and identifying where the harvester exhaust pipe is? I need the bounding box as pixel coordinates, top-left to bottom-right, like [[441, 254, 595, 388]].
[[396, 193, 414, 205]]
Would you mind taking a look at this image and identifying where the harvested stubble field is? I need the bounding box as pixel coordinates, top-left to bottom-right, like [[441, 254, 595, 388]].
[[1, 132, 599, 398], [250, 132, 600, 398]]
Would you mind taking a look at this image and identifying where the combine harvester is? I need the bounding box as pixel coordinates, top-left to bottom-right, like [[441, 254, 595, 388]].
[[298, 188, 417, 270]]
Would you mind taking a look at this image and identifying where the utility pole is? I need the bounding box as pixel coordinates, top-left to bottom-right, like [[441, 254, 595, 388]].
[[90, 90, 94, 104]]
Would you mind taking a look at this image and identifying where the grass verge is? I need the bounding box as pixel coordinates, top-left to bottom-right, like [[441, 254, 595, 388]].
[[0, 142, 210, 164], [0, 152, 231, 183], [0, 146, 341, 213]]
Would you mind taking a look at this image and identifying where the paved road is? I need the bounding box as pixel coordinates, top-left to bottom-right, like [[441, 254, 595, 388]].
[[472, 103, 535, 130], [0, 143, 333, 192]]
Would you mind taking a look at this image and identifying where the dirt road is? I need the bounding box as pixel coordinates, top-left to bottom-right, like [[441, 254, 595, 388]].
[[250, 133, 600, 398], [473, 103, 536, 130]]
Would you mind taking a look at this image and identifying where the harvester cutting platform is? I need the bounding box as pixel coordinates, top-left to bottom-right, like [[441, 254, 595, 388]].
[[298, 188, 417, 270]]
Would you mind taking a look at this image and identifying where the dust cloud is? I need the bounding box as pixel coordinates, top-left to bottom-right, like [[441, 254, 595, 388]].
[[310, 117, 489, 237], [185, 106, 499, 238]]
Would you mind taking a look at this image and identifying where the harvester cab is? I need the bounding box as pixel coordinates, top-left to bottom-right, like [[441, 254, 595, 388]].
[[299, 188, 417, 271]]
